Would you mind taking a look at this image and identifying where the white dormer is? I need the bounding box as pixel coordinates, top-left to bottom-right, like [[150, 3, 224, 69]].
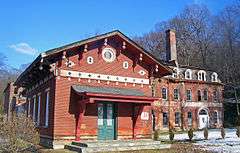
[[185, 69, 192, 80], [172, 67, 178, 78], [197, 70, 206, 81], [211, 72, 218, 82]]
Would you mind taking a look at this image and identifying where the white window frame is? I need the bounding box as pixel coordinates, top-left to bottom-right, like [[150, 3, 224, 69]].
[[198, 70, 206, 81], [162, 88, 168, 100], [172, 68, 178, 78], [28, 98, 31, 117], [187, 112, 192, 126], [211, 72, 218, 82], [87, 56, 94, 64], [123, 61, 129, 69], [203, 89, 208, 101], [173, 88, 179, 100], [185, 69, 192, 80], [37, 93, 41, 126], [186, 89, 192, 101], [102, 47, 116, 63], [45, 88, 50, 127], [175, 112, 181, 126], [33, 95, 36, 122]]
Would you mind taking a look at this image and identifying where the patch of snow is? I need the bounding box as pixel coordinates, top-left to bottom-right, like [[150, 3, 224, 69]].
[[159, 128, 240, 153]]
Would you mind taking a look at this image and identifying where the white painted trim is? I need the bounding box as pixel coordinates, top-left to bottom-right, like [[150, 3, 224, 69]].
[[183, 102, 222, 107], [28, 98, 31, 117], [102, 47, 116, 63], [60, 69, 149, 85], [37, 94, 41, 126], [87, 56, 94, 64], [33, 95, 36, 122]]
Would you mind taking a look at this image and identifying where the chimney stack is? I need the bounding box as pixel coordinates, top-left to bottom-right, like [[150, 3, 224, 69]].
[[166, 29, 177, 63]]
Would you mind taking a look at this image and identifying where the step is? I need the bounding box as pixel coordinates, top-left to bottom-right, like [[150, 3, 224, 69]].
[[65, 142, 171, 153], [71, 140, 162, 148]]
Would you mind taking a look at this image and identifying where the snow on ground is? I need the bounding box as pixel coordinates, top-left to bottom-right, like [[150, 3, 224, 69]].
[[159, 128, 240, 153]]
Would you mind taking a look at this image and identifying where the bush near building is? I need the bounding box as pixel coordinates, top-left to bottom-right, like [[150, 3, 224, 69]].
[[0, 113, 40, 153]]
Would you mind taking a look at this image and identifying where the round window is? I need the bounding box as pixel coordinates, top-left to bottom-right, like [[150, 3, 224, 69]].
[[102, 48, 116, 62]]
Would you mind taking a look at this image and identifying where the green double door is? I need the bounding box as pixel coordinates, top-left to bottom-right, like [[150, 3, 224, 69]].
[[97, 102, 116, 140]]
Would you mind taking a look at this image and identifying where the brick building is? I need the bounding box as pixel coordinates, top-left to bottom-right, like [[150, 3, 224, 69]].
[[12, 29, 223, 148], [3, 82, 26, 121]]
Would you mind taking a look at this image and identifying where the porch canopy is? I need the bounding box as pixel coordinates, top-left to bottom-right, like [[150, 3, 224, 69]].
[[72, 85, 158, 104]]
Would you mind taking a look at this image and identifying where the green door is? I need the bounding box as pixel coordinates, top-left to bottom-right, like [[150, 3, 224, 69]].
[[98, 102, 116, 140]]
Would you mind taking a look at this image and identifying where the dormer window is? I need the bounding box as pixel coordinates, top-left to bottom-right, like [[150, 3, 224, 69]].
[[172, 68, 178, 78], [185, 69, 192, 80], [198, 70, 206, 81], [211, 72, 218, 82]]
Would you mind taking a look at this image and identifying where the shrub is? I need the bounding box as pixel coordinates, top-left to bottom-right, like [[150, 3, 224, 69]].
[[188, 128, 194, 141], [221, 127, 225, 139], [236, 126, 240, 138], [169, 129, 175, 142], [153, 130, 160, 141], [203, 128, 208, 140], [0, 113, 40, 153]]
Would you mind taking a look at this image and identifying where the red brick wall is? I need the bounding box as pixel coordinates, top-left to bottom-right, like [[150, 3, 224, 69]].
[[154, 78, 224, 130]]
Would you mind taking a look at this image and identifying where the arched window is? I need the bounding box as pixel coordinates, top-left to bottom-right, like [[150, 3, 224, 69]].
[[185, 69, 192, 80], [211, 72, 218, 82], [172, 68, 178, 78], [198, 70, 206, 81]]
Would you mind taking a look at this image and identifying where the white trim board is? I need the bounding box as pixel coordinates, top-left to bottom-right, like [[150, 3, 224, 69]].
[[59, 69, 150, 85]]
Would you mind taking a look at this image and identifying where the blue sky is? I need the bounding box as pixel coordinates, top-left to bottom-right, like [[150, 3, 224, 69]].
[[0, 0, 236, 69]]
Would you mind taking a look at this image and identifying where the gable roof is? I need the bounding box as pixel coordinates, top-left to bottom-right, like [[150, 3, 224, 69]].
[[15, 30, 172, 86]]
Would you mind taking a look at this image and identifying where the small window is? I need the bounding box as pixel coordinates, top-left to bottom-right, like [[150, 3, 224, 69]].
[[123, 61, 129, 69], [172, 68, 178, 78], [197, 90, 202, 101], [87, 56, 94, 64], [163, 112, 168, 128], [185, 69, 192, 79], [198, 70, 206, 81], [174, 89, 179, 100], [186, 90, 192, 101], [213, 111, 218, 124], [187, 112, 192, 126], [211, 72, 218, 82], [162, 88, 167, 100], [203, 90, 208, 101], [175, 112, 181, 126]]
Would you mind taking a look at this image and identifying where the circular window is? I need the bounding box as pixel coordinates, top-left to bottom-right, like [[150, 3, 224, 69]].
[[87, 56, 94, 64], [102, 48, 116, 62], [123, 61, 129, 69]]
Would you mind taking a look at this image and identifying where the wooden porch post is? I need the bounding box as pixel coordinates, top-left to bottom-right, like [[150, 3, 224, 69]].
[[75, 100, 86, 141]]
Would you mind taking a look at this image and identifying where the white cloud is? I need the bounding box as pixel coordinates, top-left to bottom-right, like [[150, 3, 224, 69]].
[[9, 43, 38, 55]]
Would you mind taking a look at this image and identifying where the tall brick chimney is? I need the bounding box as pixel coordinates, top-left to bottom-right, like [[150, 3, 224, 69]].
[[166, 29, 177, 63]]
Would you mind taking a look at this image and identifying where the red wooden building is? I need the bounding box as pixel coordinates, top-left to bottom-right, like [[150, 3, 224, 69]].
[[13, 30, 223, 148]]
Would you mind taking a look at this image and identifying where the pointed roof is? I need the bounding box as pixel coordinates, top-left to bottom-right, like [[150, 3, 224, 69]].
[[15, 30, 172, 86]]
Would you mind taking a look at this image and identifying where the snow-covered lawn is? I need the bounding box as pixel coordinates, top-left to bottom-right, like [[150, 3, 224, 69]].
[[159, 128, 240, 153]]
